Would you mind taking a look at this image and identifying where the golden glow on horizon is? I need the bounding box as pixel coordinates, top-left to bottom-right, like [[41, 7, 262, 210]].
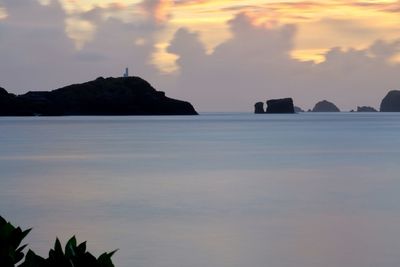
[[29, 0, 400, 68]]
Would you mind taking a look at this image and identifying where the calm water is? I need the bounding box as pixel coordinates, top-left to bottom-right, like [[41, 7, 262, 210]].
[[1, 113, 400, 267]]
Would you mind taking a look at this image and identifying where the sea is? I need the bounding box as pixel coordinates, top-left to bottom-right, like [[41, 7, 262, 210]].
[[1, 112, 400, 267]]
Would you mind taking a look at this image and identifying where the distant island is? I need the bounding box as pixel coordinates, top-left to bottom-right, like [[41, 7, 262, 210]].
[[0, 76, 198, 116], [255, 90, 400, 113]]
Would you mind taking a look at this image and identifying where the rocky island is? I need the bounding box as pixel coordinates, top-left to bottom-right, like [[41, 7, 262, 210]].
[[253, 90, 400, 114], [357, 106, 377, 112], [312, 100, 340, 112], [380, 90, 400, 112], [254, 98, 295, 114], [0, 76, 198, 116]]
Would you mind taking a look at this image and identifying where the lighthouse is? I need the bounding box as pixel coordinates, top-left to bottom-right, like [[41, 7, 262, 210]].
[[123, 68, 129, 77]]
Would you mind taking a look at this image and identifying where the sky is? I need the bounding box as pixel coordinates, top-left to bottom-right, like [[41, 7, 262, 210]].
[[1, 0, 400, 111]]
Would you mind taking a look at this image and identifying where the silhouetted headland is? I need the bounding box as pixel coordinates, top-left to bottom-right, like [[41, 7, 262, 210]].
[[312, 100, 340, 112], [0, 77, 198, 116], [380, 90, 400, 112], [254, 98, 295, 114]]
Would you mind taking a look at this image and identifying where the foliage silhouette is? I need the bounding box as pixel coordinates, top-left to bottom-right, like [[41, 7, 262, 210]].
[[0, 216, 31, 267], [0, 216, 116, 267]]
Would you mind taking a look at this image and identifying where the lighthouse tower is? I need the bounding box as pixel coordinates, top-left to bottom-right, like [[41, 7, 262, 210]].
[[123, 68, 129, 77]]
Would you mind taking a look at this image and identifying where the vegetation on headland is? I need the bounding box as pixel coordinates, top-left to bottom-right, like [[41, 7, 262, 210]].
[[0, 216, 116, 267]]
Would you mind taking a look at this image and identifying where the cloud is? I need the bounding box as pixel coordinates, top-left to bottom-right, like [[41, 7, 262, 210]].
[[0, 0, 76, 91], [1, 1, 400, 112], [164, 13, 305, 110], [37, 0, 51, 6], [0, 5, 7, 20], [65, 17, 97, 50], [369, 39, 400, 59], [61, 0, 174, 49], [167, 28, 206, 71], [163, 12, 400, 111], [140, 0, 172, 24], [166, 0, 400, 63], [0, 0, 161, 93], [77, 16, 160, 77], [350, 1, 400, 14]]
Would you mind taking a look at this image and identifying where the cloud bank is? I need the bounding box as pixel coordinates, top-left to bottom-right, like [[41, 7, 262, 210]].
[[0, 0, 399, 111], [165, 13, 400, 111]]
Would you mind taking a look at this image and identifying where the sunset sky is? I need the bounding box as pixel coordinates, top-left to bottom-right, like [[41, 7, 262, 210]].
[[1, 0, 400, 111]]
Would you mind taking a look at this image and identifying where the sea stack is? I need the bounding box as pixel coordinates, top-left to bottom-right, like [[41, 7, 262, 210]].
[[254, 102, 265, 114], [312, 100, 340, 112], [380, 90, 400, 112]]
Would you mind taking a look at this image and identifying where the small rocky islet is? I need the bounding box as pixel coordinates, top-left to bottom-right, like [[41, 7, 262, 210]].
[[0, 76, 198, 116], [254, 90, 400, 114]]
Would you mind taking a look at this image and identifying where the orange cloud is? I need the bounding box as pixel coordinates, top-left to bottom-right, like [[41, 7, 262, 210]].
[[153, 0, 173, 23], [164, 0, 400, 63]]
